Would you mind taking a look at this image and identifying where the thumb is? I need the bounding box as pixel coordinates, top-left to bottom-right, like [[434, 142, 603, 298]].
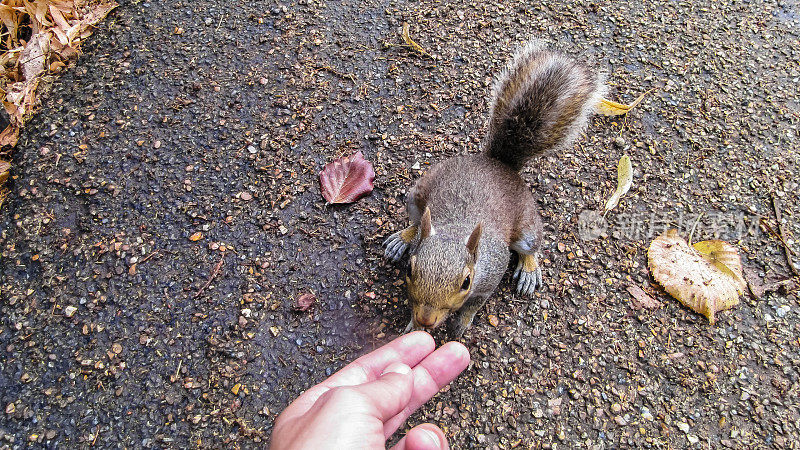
[[390, 423, 449, 450], [350, 362, 414, 423]]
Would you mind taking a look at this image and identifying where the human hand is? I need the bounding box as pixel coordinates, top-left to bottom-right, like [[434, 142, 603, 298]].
[[270, 331, 470, 449]]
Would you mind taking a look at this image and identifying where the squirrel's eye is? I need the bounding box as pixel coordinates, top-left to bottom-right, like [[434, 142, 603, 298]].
[[461, 275, 471, 291]]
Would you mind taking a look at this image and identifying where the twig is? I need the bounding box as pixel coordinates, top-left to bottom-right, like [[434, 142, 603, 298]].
[[138, 250, 160, 265], [91, 425, 100, 446], [194, 252, 225, 298], [314, 64, 356, 83], [771, 194, 800, 277], [688, 212, 704, 245], [401, 22, 434, 60], [174, 359, 182, 381]]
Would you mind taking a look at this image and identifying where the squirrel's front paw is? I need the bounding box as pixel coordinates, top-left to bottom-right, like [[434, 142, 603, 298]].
[[383, 226, 417, 262], [513, 253, 544, 296]]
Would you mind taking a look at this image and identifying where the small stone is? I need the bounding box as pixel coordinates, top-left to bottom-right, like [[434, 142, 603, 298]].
[[64, 305, 77, 318], [677, 422, 690, 433], [240, 191, 253, 201], [687, 435, 699, 444], [614, 415, 627, 426], [610, 403, 622, 414], [641, 407, 654, 421], [5, 403, 15, 414], [111, 343, 123, 354], [614, 136, 626, 148]]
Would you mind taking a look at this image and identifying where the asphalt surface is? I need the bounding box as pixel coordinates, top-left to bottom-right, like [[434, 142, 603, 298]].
[[1, 0, 799, 448]]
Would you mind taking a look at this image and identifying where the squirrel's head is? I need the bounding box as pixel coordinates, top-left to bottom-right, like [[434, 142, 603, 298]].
[[406, 207, 482, 330]]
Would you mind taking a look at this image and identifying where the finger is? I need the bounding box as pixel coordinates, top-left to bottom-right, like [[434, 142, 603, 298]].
[[390, 423, 449, 450], [325, 331, 434, 386], [282, 331, 436, 417], [384, 341, 470, 437], [353, 362, 414, 421]]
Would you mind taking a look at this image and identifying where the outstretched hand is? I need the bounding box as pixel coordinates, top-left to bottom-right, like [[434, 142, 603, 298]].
[[270, 331, 470, 449]]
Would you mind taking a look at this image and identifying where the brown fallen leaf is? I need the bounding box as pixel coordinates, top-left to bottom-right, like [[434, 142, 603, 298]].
[[627, 285, 662, 310], [0, 0, 118, 148], [293, 293, 316, 312], [648, 229, 744, 324], [0, 160, 9, 185], [488, 314, 499, 327], [319, 151, 375, 204]]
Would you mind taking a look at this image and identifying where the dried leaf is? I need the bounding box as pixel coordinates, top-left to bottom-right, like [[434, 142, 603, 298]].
[[0, 160, 9, 185], [692, 240, 747, 292], [627, 285, 662, 310], [0, 1, 118, 149], [319, 151, 375, 204], [293, 293, 316, 312], [603, 155, 632, 214], [597, 92, 647, 116], [488, 314, 499, 327], [648, 229, 743, 324], [189, 232, 203, 241], [19, 32, 49, 81]]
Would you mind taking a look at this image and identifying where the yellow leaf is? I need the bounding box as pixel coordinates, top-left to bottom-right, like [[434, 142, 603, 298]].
[[603, 155, 633, 214], [648, 230, 743, 324], [692, 240, 747, 293], [189, 232, 203, 241], [597, 92, 647, 116]]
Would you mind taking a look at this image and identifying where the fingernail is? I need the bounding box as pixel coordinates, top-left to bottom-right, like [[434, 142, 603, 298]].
[[420, 429, 441, 447], [381, 362, 411, 376]]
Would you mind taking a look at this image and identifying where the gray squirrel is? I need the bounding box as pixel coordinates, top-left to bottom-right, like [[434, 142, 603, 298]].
[[384, 40, 607, 337]]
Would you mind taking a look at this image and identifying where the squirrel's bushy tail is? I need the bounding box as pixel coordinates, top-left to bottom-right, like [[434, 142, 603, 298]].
[[483, 40, 606, 171]]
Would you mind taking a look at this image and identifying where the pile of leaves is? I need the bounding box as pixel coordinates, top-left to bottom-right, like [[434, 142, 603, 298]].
[[0, 0, 117, 195]]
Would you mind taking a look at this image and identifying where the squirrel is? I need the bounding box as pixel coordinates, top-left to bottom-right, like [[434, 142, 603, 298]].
[[383, 40, 607, 338]]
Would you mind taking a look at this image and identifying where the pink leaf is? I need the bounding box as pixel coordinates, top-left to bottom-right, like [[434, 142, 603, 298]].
[[293, 293, 316, 312], [627, 285, 662, 310], [319, 151, 375, 204]]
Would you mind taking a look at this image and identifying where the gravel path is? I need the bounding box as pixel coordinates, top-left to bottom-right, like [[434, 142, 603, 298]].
[[1, 0, 799, 448]]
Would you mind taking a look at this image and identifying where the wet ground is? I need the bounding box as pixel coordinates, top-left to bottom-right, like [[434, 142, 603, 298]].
[[1, 0, 799, 448]]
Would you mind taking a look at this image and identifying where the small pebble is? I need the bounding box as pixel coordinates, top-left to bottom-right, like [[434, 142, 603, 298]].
[[64, 306, 78, 318]]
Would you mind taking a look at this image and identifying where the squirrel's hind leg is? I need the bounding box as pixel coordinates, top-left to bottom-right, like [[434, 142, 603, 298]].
[[383, 225, 417, 262]]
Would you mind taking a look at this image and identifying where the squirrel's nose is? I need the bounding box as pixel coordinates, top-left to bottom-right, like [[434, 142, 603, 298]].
[[415, 315, 437, 328]]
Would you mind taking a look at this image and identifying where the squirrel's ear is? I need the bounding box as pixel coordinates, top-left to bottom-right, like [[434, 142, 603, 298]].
[[419, 207, 435, 239], [466, 223, 482, 258]]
